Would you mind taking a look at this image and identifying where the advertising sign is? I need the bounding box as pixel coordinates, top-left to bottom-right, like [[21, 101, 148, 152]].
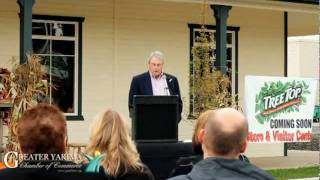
[[245, 76, 317, 143]]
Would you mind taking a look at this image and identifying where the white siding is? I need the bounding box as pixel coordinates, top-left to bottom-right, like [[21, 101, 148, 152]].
[[1, 0, 316, 157], [288, 36, 319, 104]]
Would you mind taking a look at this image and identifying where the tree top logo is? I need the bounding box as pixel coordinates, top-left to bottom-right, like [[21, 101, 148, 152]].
[[255, 80, 310, 124]]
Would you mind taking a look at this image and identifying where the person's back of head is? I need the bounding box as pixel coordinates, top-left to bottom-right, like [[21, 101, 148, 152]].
[[18, 103, 67, 154], [201, 108, 248, 159], [191, 110, 213, 154], [86, 109, 144, 177]]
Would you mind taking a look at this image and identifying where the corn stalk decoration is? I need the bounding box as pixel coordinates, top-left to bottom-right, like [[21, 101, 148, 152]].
[[188, 0, 239, 117], [190, 26, 239, 117], [4, 55, 48, 152]]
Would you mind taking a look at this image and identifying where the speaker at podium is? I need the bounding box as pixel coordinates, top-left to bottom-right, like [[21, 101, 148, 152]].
[[132, 95, 179, 142]]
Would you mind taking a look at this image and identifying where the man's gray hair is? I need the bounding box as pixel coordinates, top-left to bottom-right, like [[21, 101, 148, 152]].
[[148, 51, 165, 62]]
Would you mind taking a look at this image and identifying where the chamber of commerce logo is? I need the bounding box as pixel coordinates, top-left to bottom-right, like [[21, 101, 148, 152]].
[[255, 80, 310, 124], [0, 151, 19, 169], [0, 151, 83, 170]]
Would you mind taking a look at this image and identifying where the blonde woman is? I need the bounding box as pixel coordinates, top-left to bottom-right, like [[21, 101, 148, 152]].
[[85, 109, 154, 180]]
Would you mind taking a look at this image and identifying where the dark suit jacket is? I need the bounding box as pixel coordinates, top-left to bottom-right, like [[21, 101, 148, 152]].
[[128, 72, 182, 121]]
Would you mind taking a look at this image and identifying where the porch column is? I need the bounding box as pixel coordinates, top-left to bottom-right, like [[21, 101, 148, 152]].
[[210, 5, 231, 75], [17, 0, 35, 64]]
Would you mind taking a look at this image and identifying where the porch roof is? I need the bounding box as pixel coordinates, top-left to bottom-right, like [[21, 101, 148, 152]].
[[281, 0, 319, 5], [162, 0, 318, 14]]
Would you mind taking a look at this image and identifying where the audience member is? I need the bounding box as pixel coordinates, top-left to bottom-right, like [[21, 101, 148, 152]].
[[169, 110, 212, 177], [85, 109, 155, 180], [0, 103, 82, 180], [170, 109, 250, 177], [168, 108, 275, 180]]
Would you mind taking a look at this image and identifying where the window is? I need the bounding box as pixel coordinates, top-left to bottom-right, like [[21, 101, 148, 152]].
[[188, 24, 239, 115], [32, 15, 84, 120]]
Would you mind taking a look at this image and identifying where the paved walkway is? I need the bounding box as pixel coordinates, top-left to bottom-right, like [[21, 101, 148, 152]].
[[250, 150, 319, 169]]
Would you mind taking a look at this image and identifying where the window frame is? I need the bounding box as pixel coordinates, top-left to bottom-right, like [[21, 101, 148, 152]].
[[32, 14, 85, 120], [188, 24, 240, 116]]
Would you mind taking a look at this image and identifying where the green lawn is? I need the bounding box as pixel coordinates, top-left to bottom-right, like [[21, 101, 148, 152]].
[[266, 166, 319, 180]]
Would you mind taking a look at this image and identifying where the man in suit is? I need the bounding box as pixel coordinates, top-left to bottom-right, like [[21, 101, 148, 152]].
[[128, 51, 182, 122]]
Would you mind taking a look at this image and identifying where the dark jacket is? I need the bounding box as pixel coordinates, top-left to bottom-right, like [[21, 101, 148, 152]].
[[90, 165, 155, 180], [169, 154, 202, 177], [0, 160, 86, 180], [128, 72, 182, 121], [170, 153, 250, 177], [0, 161, 155, 180], [168, 157, 275, 180]]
